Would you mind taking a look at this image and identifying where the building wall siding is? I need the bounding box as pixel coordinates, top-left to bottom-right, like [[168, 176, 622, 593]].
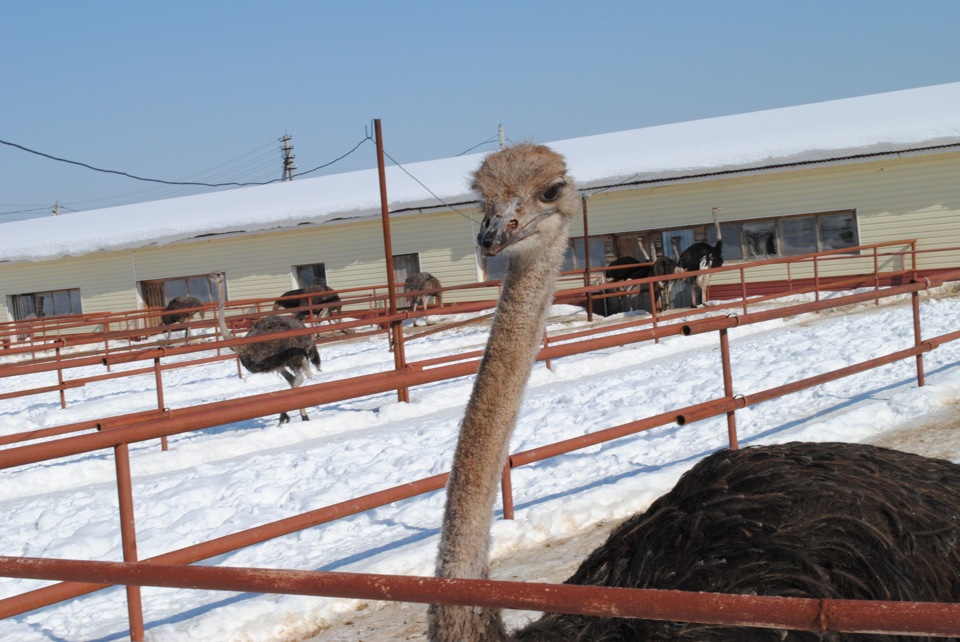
[[576, 151, 960, 285], [0, 252, 136, 324], [1, 150, 958, 325]]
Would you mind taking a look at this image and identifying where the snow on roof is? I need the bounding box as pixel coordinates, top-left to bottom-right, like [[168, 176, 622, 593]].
[[3, 82, 960, 263]]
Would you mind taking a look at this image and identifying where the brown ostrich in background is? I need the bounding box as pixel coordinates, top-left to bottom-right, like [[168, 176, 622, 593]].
[[403, 272, 442, 326], [274, 285, 342, 322], [212, 273, 321, 425], [160, 295, 205, 343], [427, 143, 960, 641]]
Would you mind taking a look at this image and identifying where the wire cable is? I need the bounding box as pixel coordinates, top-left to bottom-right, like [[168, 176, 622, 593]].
[[0, 135, 372, 189], [295, 136, 372, 178], [456, 135, 499, 157], [382, 149, 478, 223]]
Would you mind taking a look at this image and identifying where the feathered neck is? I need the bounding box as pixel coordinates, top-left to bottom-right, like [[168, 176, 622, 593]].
[[429, 224, 571, 642]]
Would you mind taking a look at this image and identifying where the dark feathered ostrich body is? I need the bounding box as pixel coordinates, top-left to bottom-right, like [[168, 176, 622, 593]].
[[404, 271, 443, 310], [161, 295, 204, 325], [427, 144, 960, 641], [274, 285, 342, 322], [160, 295, 206, 342], [213, 273, 321, 425], [606, 256, 653, 283], [675, 208, 724, 306], [404, 272, 443, 326]]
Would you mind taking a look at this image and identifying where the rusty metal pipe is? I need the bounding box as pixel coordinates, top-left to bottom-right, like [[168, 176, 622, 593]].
[[114, 443, 144, 641], [2, 557, 960, 636], [0, 472, 451, 619], [681, 279, 935, 337]]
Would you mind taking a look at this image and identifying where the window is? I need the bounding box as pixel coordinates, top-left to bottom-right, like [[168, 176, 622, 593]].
[[705, 210, 859, 260], [392, 253, 421, 284], [391, 253, 422, 307], [562, 237, 607, 272], [483, 236, 608, 281], [483, 252, 507, 282], [295, 263, 327, 288], [663, 230, 694, 261], [742, 220, 778, 259], [140, 274, 220, 326], [9, 288, 82, 321], [820, 212, 857, 250], [779, 216, 818, 255]]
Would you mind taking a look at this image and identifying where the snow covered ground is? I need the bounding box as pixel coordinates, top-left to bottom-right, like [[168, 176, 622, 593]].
[[3, 286, 960, 642]]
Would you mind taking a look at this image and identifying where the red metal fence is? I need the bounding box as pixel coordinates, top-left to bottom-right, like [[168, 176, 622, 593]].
[[2, 242, 960, 639]]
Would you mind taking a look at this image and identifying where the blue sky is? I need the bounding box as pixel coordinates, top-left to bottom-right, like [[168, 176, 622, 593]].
[[2, 1, 959, 221]]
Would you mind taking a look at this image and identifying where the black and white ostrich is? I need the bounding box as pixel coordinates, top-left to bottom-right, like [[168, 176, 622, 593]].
[[160, 295, 206, 343], [427, 144, 960, 641], [675, 207, 725, 306], [212, 273, 321, 425], [274, 285, 342, 322], [403, 272, 442, 327]]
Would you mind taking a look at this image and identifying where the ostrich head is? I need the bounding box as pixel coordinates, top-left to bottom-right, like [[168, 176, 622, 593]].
[[473, 143, 580, 258]]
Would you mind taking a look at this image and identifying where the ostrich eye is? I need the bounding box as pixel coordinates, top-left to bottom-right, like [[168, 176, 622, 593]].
[[540, 182, 564, 203]]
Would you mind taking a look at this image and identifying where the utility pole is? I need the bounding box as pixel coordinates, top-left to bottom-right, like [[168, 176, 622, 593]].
[[52, 201, 61, 216], [498, 124, 506, 149], [280, 134, 296, 181]]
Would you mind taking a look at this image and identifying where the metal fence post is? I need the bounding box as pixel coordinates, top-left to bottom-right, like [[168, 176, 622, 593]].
[[501, 458, 515, 520], [114, 442, 145, 641], [719, 327, 738, 449], [912, 288, 926, 387]]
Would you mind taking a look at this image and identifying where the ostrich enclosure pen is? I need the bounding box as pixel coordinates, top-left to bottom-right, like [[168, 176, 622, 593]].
[[2, 275, 960, 639]]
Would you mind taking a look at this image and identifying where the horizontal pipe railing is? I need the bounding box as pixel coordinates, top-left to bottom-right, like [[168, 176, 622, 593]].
[[2, 258, 960, 636], [0, 238, 927, 359], [0, 277, 950, 470], [2, 276, 959, 628], [2, 556, 960, 637]]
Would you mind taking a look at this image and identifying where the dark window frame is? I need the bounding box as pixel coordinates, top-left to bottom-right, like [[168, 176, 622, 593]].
[[706, 210, 860, 261], [139, 274, 220, 310], [294, 263, 328, 288], [8, 287, 83, 321]]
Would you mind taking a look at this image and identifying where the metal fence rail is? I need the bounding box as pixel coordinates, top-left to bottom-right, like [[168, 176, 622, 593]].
[[3, 272, 960, 639], [2, 556, 960, 638]]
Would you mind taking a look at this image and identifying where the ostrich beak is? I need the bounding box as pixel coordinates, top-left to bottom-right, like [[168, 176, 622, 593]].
[[477, 198, 521, 256]]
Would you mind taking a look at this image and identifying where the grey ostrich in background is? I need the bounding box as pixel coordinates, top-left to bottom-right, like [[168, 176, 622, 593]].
[[427, 144, 960, 641], [160, 295, 206, 343], [212, 273, 321, 425], [403, 272, 442, 326], [274, 285, 342, 322]]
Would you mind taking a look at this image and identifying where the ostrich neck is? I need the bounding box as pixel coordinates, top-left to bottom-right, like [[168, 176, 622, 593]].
[[214, 283, 236, 342], [430, 224, 570, 641]]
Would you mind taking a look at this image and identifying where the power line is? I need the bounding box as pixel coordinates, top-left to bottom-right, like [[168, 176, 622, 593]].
[[0, 206, 51, 218], [0, 138, 275, 188], [456, 135, 500, 156], [0, 135, 373, 189], [2, 130, 496, 221], [296, 136, 372, 178], [382, 148, 477, 224]]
